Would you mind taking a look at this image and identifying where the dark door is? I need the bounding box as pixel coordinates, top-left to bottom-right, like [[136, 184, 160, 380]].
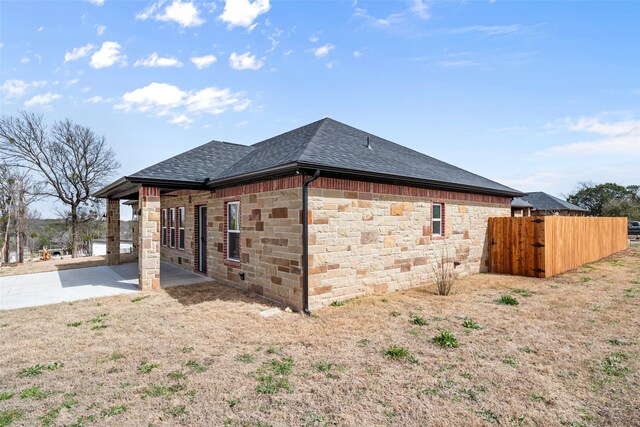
[[197, 206, 207, 273]]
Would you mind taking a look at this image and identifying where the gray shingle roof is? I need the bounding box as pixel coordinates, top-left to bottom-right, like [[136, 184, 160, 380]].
[[511, 197, 534, 208], [520, 192, 587, 212], [117, 117, 522, 197], [129, 140, 254, 182]]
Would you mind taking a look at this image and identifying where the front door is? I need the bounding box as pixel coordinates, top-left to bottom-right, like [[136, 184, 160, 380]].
[[197, 206, 207, 273]]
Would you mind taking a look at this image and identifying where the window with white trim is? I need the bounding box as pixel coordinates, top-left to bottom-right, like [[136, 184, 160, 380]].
[[432, 203, 443, 236], [161, 209, 167, 246], [178, 207, 185, 250], [227, 201, 240, 261], [169, 207, 176, 248]]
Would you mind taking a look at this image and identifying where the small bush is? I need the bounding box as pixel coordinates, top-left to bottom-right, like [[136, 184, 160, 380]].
[[268, 357, 294, 375], [409, 315, 427, 326], [384, 346, 410, 359], [0, 393, 14, 401], [137, 359, 159, 374], [235, 353, 254, 363], [431, 330, 460, 348], [314, 360, 334, 372], [0, 409, 24, 426], [330, 300, 345, 307], [432, 244, 459, 296], [168, 371, 187, 381], [462, 318, 481, 330], [256, 375, 293, 394], [101, 405, 126, 417], [19, 386, 52, 400], [496, 295, 519, 306], [512, 288, 533, 297], [186, 360, 207, 373]]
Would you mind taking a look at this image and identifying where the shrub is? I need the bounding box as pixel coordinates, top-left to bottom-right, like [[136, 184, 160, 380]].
[[462, 318, 481, 330], [432, 243, 459, 296], [431, 330, 460, 348], [496, 295, 519, 306], [137, 359, 159, 374], [410, 315, 427, 326], [330, 300, 345, 307], [384, 346, 410, 359]]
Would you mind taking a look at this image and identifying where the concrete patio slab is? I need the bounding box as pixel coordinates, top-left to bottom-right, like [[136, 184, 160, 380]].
[[0, 262, 211, 311]]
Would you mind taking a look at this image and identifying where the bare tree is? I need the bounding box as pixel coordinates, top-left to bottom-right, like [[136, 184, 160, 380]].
[[431, 242, 458, 296], [0, 112, 120, 257], [0, 164, 18, 264]]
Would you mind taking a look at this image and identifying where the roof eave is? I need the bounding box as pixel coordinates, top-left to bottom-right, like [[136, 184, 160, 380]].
[[296, 162, 525, 198], [94, 176, 208, 199]]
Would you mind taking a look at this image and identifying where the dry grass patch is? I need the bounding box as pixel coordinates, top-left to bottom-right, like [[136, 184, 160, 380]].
[[0, 247, 638, 426]]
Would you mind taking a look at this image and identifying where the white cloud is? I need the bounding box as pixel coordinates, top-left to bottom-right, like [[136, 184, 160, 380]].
[[1, 79, 47, 99], [354, 8, 404, 28], [20, 57, 30, 64], [353, 50, 363, 58], [309, 35, 319, 43], [37, 26, 44, 32], [190, 54, 217, 69], [64, 43, 94, 63], [137, 0, 204, 27], [169, 114, 193, 126], [84, 95, 110, 103], [219, 0, 270, 29], [537, 115, 640, 156], [96, 25, 107, 36], [437, 59, 478, 68], [229, 51, 264, 70], [86, 0, 104, 5], [24, 92, 61, 108], [90, 41, 126, 69], [134, 52, 183, 68], [115, 81, 251, 123], [444, 25, 522, 36], [311, 43, 334, 59], [410, 0, 430, 20]]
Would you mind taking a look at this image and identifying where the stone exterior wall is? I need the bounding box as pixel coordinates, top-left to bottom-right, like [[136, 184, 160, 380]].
[[157, 176, 510, 311], [105, 199, 120, 266], [306, 179, 511, 309], [138, 187, 161, 290], [160, 176, 304, 309]]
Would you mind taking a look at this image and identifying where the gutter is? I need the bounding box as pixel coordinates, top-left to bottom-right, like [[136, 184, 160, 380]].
[[302, 169, 321, 315]]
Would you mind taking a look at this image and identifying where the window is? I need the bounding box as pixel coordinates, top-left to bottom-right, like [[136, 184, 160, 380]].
[[227, 202, 240, 261], [169, 207, 176, 248], [161, 209, 167, 246], [178, 207, 185, 250], [432, 203, 443, 236]]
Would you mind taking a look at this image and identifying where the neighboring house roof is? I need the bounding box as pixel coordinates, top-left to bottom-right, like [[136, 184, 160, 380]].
[[95, 117, 523, 199], [511, 197, 534, 208], [519, 192, 587, 212]]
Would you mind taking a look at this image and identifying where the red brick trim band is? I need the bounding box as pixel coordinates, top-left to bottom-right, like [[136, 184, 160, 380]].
[[139, 186, 160, 197]]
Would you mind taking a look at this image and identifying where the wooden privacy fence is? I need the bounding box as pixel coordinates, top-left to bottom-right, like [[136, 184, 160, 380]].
[[488, 216, 628, 278]]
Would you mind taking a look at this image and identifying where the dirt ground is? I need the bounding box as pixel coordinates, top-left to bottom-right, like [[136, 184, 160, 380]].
[[0, 253, 136, 277], [1, 248, 638, 427]]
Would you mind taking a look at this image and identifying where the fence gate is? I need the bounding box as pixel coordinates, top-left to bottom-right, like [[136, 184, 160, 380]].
[[488, 217, 546, 278]]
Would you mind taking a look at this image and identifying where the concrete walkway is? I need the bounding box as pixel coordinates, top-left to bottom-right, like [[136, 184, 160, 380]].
[[0, 262, 212, 311]]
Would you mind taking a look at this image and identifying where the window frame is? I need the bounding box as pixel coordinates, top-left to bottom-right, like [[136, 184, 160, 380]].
[[169, 207, 176, 248], [432, 203, 443, 237], [178, 207, 185, 250], [226, 201, 240, 262], [161, 209, 167, 247]]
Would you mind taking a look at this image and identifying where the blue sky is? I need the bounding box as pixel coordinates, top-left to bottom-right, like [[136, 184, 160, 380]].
[[1, 0, 639, 217]]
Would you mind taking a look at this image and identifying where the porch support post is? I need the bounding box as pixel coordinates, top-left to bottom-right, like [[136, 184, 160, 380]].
[[138, 187, 161, 290], [105, 198, 120, 266]]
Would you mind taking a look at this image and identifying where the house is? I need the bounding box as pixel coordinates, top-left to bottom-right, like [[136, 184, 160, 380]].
[[516, 192, 587, 216], [95, 118, 523, 311], [511, 197, 533, 217]]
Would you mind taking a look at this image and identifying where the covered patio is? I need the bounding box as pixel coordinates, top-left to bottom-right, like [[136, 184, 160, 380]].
[[96, 177, 209, 291]]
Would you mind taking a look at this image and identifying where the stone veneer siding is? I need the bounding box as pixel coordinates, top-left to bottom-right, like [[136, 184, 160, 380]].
[[138, 187, 161, 290], [306, 178, 511, 309], [158, 176, 510, 310], [160, 176, 304, 308]]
